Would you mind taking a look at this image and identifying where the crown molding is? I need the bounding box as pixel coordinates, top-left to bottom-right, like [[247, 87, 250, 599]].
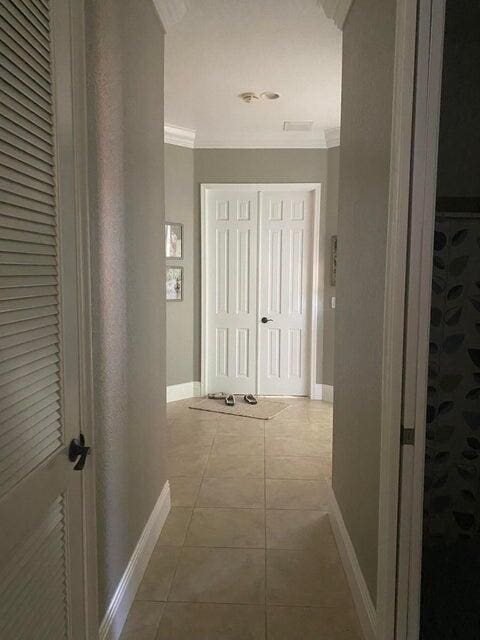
[[152, 0, 187, 32], [195, 128, 341, 150], [165, 125, 340, 150], [318, 0, 354, 29], [164, 124, 196, 148], [325, 127, 341, 148], [194, 133, 328, 149]]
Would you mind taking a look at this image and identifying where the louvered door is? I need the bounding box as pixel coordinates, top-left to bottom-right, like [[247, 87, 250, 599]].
[[0, 1, 89, 638]]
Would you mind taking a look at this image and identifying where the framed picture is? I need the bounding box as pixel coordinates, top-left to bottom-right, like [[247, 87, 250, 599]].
[[166, 266, 183, 301], [330, 235, 338, 286], [165, 222, 183, 259]]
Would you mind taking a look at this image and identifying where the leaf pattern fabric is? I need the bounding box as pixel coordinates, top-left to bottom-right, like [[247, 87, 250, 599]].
[[424, 217, 480, 542]]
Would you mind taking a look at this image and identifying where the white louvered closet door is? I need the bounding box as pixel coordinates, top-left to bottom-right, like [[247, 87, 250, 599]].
[[0, 1, 88, 639]]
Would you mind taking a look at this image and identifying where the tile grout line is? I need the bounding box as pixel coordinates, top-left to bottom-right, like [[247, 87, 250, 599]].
[[162, 410, 220, 607], [141, 595, 354, 610], [141, 597, 357, 612], [155, 399, 339, 639], [264, 417, 268, 639], [159, 543, 334, 551]]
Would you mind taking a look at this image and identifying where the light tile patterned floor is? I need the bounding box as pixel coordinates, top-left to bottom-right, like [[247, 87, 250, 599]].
[[120, 397, 362, 639]]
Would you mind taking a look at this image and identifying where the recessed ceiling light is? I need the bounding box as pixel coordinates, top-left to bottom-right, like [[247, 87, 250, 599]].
[[260, 91, 280, 101]]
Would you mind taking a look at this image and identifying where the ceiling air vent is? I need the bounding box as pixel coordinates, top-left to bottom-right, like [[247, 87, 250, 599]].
[[283, 121, 314, 132]]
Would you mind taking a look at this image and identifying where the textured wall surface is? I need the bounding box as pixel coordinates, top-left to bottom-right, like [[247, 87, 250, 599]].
[[332, 0, 396, 603], [165, 145, 195, 386], [192, 148, 337, 386], [85, 0, 167, 617]]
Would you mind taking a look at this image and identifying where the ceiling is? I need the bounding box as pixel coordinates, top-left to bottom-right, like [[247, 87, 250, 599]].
[[164, 0, 343, 148]]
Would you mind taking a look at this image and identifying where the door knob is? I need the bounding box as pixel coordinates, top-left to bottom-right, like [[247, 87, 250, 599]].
[[69, 434, 90, 471], [261, 317, 273, 323]]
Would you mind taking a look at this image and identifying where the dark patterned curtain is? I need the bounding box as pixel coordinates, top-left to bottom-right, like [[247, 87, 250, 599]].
[[424, 209, 480, 543]]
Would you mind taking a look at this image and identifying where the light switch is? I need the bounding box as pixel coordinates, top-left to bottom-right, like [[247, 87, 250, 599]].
[[331, 296, 336, 309]]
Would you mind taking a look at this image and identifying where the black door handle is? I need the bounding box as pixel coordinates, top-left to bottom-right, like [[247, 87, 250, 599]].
[[69, 434, 90, 471], [261, 317, 274, 323]]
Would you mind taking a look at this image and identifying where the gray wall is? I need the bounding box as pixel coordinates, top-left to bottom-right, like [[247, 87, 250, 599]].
[[332, 0, 396, 604], [168, 147, 337, 387], [165, 145, 195, 385], [85, 0, 167, 617]]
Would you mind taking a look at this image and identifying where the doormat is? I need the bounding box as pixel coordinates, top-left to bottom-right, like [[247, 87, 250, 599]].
[[189, 397, 290, 420]]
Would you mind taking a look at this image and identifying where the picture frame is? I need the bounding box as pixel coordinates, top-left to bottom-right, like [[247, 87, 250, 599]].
[[330, 235, 338, 286], [166, 266, 183, 301], [165, 222, 183, 259]]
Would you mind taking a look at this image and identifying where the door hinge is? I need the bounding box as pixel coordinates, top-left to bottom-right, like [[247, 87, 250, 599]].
[[401, 426, 415, 446]]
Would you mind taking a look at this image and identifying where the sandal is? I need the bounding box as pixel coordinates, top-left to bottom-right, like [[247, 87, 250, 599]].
[[225, 394, 235, 406], [244, 394, 257, 405], [208, 392, 227, 399]]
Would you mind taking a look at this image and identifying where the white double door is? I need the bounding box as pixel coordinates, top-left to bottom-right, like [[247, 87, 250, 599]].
[[204, 185, 316, 396]]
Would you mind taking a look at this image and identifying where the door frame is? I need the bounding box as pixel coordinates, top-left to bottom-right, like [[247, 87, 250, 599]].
[[200, 183, 323, 398], [375, 0, 419, 637], [394, 2, 445, 638], [376, 0, 445, 638], [61, 0, 98, 635]]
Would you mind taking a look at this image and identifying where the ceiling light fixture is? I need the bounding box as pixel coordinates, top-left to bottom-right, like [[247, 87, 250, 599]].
[[239, 91, 281, 104], [239, 92, 260, 103]]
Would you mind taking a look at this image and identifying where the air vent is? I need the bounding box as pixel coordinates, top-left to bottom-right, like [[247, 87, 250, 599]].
[[283, 121, 314, 132]]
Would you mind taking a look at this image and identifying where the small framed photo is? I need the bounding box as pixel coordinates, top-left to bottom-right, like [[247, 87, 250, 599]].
[[330, 235, 338, 286], [165, 222, 183, 259], [166, 266, 183, 301]]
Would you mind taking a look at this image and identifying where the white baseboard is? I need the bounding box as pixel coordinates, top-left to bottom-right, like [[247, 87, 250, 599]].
[[98, 481, 171, 640], [311, 383, 334, 402], [327, 485, 377, 640], [167, 381, 202, 403]]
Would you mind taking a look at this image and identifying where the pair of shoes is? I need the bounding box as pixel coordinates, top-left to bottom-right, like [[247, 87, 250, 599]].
[[224, 394, 258, 407]]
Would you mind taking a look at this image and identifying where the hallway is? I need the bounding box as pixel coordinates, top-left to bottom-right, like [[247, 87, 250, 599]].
[[120, 398, 361, 639]]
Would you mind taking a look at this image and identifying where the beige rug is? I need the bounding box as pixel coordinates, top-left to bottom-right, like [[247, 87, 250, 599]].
[[189, 396, 289, 420]]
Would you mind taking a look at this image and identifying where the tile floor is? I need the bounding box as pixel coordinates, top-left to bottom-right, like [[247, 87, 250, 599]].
[[120, 397, 362, 639]]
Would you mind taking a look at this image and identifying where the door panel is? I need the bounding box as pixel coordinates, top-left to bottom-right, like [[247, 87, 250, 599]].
[[0, 1, 88, 638], [0, 493, 70, 639], [258, 191, 313, 395], [206, 191, 258, 394], [205, 187, 315, 396]]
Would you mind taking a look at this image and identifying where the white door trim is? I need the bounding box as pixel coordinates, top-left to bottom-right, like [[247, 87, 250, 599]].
[[69, 0, 99, 634], [201, 183, 323, 398], [395, 2, 445, 638], [376, 0, 418, 637]]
